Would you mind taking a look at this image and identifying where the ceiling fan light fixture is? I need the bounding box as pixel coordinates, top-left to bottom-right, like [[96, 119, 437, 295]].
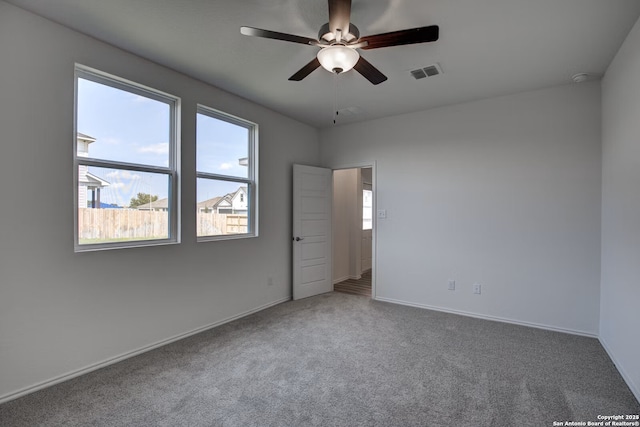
[[317, 45, 359, 74], [241, 0, 440, 84]]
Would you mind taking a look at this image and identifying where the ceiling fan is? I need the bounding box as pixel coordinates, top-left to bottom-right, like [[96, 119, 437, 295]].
[[240, 0, 439, 85]]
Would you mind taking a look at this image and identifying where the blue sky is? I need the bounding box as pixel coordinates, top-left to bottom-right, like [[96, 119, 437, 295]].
[[78, 78, 249, 206]]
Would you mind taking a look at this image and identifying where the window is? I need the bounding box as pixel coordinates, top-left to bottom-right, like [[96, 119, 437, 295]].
[[196, 105, 257, 240], [363, 189, 373, 230], [74, 65, 179, 251]]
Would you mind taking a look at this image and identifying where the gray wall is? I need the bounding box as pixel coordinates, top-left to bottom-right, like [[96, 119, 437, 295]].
[[0, 1, 320, 401], [601, 15, 640, 401], [321, 82, 602, 336]]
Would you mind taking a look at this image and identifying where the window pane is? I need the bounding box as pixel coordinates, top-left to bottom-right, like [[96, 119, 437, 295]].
[[197, 178, 249, 237], [77, 78, 170, 167], [197, 113, 249, 178], [363, 189, 373, 230], [77, 166, 170, 245]]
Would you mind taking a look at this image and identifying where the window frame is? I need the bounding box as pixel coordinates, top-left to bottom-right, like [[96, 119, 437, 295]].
[[73, 64, 181, 252], [196, 104, 258, 242]]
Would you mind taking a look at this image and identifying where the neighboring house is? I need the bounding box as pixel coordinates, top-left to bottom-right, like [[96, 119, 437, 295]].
[[197, 187, 247, 214], [136, 197, 169, 212], [77, 132, 110, 209]]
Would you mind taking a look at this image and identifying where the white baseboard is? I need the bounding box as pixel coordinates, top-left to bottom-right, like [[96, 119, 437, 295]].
[[0, 296, 291, 405], [333, 275, 350, 285], [599, 336, 640, 403], [373, 296, 598, 338]]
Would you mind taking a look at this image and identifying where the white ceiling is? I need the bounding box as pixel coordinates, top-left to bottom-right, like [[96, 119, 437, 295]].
[[7, 0, 640, 128]]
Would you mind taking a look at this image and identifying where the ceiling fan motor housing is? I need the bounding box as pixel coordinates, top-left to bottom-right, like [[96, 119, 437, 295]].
[[318, 22, 360, 43]]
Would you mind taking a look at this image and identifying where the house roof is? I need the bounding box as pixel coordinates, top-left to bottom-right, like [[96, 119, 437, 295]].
[[198, 187, 247, 209], [96, 202, 120, 209], [77, 132, 96, 143], [85, 172, 109, 188], [197, 196, 223, 209], [136, 197, 169, 210]]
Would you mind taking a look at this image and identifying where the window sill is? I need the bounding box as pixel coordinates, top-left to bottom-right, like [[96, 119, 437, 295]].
[[197, 233, 258, 243], [74, 238, 180, 253]]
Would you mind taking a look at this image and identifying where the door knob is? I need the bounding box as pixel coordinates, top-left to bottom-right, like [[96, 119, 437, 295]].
[[295, 237, 304, 241]]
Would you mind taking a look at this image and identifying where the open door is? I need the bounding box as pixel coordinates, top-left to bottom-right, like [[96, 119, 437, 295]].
[[292, 164, 332, 300]]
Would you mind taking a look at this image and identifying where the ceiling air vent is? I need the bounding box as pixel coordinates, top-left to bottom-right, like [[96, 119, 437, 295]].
[[410, 63, 443, 80], [410, 69, 428, 80]]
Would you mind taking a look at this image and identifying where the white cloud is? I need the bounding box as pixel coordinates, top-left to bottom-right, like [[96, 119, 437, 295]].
[[138, 143, 169, 155], [131, 95, 152, 104], [110, 182, 126, 189], [105, 170, 141, 180], [219, 162, 234, 170], [122, 171, 141, 180]]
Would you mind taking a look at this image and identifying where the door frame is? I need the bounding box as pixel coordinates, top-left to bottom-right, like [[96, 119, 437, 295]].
[[330, 161, 377, 299]]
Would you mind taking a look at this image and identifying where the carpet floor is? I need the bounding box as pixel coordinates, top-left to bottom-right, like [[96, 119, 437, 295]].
[[1, 292, 638, 426]]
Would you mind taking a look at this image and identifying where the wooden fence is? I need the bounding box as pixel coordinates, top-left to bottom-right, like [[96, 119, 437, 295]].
[[197, 213, 248, 236], [78, 208, 247, 242], [78, 208, 169, 241]]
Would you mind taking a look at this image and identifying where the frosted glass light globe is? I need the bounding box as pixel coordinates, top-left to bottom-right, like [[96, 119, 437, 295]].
[[317, 45, 359, 74]]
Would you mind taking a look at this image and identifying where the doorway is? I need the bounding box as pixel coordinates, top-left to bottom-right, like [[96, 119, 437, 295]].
[[332, 167, 374, 297]]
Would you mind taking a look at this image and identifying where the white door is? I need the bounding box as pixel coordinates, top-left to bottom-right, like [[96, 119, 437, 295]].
[[293, 164, 332, 300]]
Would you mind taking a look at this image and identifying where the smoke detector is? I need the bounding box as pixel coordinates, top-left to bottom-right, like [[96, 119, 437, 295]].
[[571, 73, 590, 83]]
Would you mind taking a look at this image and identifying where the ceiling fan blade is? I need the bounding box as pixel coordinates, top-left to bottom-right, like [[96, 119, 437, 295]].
[[328, 0, 352, 37], [353, 57, 387, 85], [241, 26, 318, 46], [289, 58, 322, 81], [359, 25, 439, 50]]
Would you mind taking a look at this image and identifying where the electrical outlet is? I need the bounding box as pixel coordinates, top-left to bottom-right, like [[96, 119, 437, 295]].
[[448, 280, 455, 291], [473, 283, 481, 294]]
